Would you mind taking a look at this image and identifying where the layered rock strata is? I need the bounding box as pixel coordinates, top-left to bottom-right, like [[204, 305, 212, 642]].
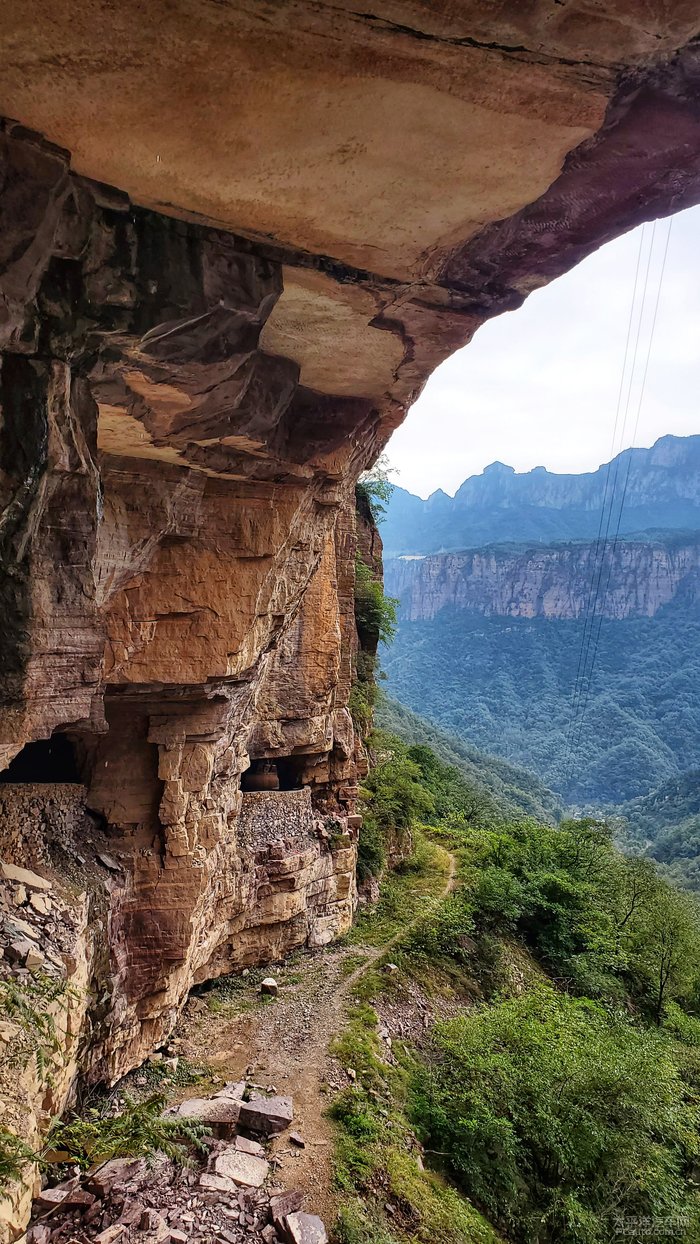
[[386, 536, 700, 622]]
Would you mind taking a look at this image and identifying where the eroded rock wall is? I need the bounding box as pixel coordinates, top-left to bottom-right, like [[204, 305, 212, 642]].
[[386, 536, 700, 622]]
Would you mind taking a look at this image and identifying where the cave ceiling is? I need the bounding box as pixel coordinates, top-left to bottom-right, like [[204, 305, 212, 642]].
[[2, 1, 700, 477]]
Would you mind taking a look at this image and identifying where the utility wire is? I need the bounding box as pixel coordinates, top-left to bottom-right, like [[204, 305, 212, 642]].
[[572, 218, 673, 756], [564, 226, 647, 767]]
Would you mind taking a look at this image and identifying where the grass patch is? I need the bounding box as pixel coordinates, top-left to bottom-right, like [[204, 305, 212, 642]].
[[349, 830, 452, 948], [329, 969, 499, 1244], [135, 1056, 217, 1097]]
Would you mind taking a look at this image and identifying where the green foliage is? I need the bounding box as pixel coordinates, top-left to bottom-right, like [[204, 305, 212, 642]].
[[335, 1202, 401, 1244], [355, 455, 396, 525], [46, 1093, 209, 1169], [376, 696, 562, 824], [0, 973, 74, 1081], [355, 556, 398, 650], [357, 733, 434, 881], [454, 814, 700, 1018], [0, 1131, 37, 1195], [349, 653, 379, 736], [382, 610, 700, 803], [413, 986, 700, 1244]]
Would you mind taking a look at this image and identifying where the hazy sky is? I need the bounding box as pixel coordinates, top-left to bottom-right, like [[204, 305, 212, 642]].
[[386, 204, 700, 499]]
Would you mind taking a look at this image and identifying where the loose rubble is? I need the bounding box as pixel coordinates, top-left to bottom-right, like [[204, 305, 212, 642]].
[[25, 1084, 329, 1244]]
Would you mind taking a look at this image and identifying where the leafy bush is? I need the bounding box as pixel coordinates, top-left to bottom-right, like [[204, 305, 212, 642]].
[[454, 815, 700, 1018], [355, 556, 398, 650], [357, 734, 434, 880], [0, 973, 74, 1080], [0, 1131, 37, 1195], [413, 986, 700, 1244], [355, 455, 395, 526], [46, 1093, 209, 1168]]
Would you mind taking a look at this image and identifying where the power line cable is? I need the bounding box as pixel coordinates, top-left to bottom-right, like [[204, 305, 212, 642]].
[[563, 225, 648, 777], [572, 218, 672, 757]]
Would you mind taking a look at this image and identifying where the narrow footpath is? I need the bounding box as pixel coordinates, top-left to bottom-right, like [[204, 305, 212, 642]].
[[176, 848, 458, 1224]]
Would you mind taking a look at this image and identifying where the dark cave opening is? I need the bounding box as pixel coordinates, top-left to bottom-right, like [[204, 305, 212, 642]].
[[0, 732, 82, 784], [241, 756, 308, 792]]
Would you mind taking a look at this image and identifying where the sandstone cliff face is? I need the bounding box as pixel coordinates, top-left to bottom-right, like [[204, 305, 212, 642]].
[[386, 538, 700, 622], [3, 6, 700, 1231]]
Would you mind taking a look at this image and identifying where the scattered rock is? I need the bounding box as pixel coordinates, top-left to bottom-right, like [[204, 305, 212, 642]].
[[25, 946, 46, 969], [34, 1186, 69, 1210], [172, 1096, 241, 1133], [289, 1133, 305, 1149], [214, 1081, 247, 1101], [97, 852, 122, 873], [235, 1134, 265, 1157], [281, 1212, 328, 1244], [269, 1190, 303, 1228], [260, 978, 278, 997], [198, 1172, 236, 1194], [239, 1094, 293, 1137], [29, 892, 52, 915], [7, 939, 37, 965], [64, 1187, 96, 1206], [12, 884, 27, 906], [214, 1147, 269, 1188], [88, 1157, 147, 1197], [27, 1227, 52, 1244], [346, 1068, 356, 1082], [94, 1227, 126, 1244], [0, 860, 52, 891], [170, 1231, 188, 1243], [384, 963, 398, 973]]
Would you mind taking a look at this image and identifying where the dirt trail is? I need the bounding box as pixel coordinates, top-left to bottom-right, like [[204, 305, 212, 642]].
[[178, 849, 457, 1223]]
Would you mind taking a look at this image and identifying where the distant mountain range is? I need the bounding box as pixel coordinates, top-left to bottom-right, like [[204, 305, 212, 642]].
[[383, 434, 700, 556], [381, 433, 700, 806]]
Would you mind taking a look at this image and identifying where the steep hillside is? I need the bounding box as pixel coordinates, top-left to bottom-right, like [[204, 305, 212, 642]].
[[384, 435, 700, 555], [615, 771, 700, 892], [383, 612, 700, 806], [376, 696, 562, 824]]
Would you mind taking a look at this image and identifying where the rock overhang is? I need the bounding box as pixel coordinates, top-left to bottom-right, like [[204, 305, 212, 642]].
[[3, 2, 700, 482]]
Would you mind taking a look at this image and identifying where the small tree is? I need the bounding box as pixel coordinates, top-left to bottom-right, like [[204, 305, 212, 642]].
[[354, 555, 398, 648], [355, 454, 396, 524], [629, 884, 700, 1022]]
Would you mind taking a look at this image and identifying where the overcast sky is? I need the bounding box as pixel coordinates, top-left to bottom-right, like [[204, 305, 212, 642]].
[[386, 204, 700, 499]]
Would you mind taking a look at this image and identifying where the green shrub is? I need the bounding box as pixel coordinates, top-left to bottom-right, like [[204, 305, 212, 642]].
[[355, 455, 395, 526], [413, 985, 700, 1244], [0, 973, 74, 1080], [354, 556, 397, 649], [46, 1093, 209, 1168], [0, 1131, 37, 1195]]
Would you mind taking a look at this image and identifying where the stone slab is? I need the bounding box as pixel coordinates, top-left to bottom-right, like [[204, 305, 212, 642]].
[[0, 861, 51, 891], [238, 1093, 293, 1136], [282, 1212, 328, 1244], [214, 1147, 269, 1188]]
